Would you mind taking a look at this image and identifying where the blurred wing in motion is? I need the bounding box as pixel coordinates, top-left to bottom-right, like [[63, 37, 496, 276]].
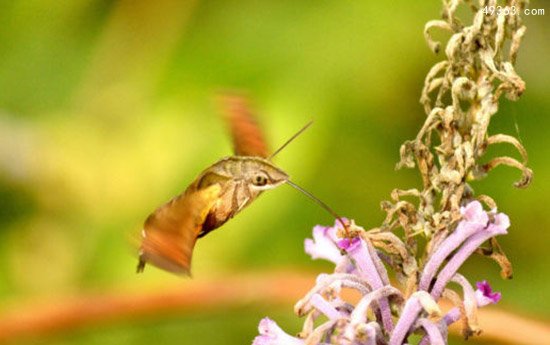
[[219, 93, 269, 158], [137, 184, 221, 275]]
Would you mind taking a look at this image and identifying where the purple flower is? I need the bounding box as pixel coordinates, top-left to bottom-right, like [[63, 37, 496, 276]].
[[475, 280, 501, 305], [338, 235, 390, 289], [419, 201, 490, 291], [252, 318, 304, 345], [304, 225, 342, 264], [255, 202, 511, 344], [309, 293, 342, 321], [335, 231, 393, 333], [437, 280, 502, 336], [337, 237, 361, 251], [429, 212, 509, 299], [492, 212, 510, 231], [305, 224, 358, 274], [461, 200, 489, 225]]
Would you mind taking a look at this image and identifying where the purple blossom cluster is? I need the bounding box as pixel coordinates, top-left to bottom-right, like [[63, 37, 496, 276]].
[[252, 201, 508, 344]]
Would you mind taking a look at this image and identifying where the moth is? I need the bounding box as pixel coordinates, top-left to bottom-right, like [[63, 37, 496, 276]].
[[137, 95, 345, 275]]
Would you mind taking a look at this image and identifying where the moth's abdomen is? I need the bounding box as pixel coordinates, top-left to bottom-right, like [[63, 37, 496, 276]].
[[198, 181, 260, 238]]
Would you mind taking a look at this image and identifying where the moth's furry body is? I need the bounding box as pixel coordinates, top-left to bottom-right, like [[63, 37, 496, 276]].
[[137, 95, 290, 275], [194, 156, 289, 236]]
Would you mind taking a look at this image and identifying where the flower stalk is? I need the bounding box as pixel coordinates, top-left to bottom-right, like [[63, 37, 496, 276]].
[[253, 0, 532, 344]]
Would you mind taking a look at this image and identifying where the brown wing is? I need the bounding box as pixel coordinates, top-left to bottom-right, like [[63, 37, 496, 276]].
[[137, 184, 221, 275], [218, 93, 269, 158]]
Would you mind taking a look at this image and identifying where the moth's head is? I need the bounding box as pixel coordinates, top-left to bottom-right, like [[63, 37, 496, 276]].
[[244, 158, 289, 191]]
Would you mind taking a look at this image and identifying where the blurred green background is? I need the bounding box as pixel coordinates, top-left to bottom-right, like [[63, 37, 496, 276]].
[[0, 0, 548, 344]]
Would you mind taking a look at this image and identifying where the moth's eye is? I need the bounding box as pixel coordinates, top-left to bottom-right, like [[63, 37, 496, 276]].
[[253, 173, 268, 187]]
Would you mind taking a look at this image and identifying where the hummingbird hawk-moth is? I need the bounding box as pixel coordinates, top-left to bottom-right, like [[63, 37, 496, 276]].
[[137, 95, 345, 275]]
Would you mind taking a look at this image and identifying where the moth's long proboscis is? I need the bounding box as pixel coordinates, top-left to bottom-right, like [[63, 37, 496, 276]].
[[268, 121, 313, 160], [286, 180, 348, 231]]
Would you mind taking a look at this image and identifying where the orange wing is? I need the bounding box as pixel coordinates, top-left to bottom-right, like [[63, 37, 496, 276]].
[[137, 184, 221, 275], [219, 93, 269, 158]]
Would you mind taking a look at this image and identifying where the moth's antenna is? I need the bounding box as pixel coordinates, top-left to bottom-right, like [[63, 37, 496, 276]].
[[268, 121, 313, 160], [286, 180, 349, 235]]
